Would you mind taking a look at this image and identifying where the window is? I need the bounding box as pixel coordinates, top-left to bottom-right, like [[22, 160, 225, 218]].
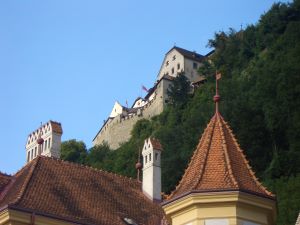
[[48, 138, 51, 148], [193, 62, 198, 69], [31, 150, 33, 160], [155, 153, 158, 160], [145, 155, 148, 163], [149, 153, 151, 162], [177, 63, 180, 70], [166, 61, 169, 66], [45, 140, 47, 150], [27, 151, 30, 162], [205, 219, 228, 225], [173, 55, 176, 60], [166, 72, 169, 76], [34, 147, 37, 157], [171, 67, 174, 74]]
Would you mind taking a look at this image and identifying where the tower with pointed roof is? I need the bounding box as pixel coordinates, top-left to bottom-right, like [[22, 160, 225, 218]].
[[25, 121, 63, 163], [162, 73, 276, 225], [142, 137, 163, 202]]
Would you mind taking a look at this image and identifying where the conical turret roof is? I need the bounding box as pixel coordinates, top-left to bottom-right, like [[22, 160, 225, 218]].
[[168, 111, 274, 200]]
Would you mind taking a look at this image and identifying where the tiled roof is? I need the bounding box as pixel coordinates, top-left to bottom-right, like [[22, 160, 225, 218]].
[[0, 157, 164, 225], [170, 46, 205, 63], [150, 138, 163, 151], [50, 120, 63, 134], [167, 112, 275, 201], [0, 172, 11, 193]]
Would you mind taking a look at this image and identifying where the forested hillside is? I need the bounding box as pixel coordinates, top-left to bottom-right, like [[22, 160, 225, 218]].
[[61, 1, 300, 224]]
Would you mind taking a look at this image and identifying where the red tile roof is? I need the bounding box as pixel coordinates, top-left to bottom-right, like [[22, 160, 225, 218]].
[[50, 120, 63, 134], [0, 157, 164, 225], [0, 172, 11, 193], [167, 112, 274, 201], [150, 138, 163, 151]]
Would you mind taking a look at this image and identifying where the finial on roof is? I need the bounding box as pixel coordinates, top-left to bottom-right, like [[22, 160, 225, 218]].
[[214, 71, 222, 113], [135, 147, 142, 181]]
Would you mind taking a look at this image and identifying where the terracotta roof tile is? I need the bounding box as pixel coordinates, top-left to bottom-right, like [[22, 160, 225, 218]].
[[167, 112, 274, 201], [0, 172, 11, 193], [50, 120, 63, 134], [150, 138, 163, 151], [0, 157, 164, 225]]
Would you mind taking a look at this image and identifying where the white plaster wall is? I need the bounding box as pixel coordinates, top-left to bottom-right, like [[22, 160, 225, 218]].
[[109, 102, 124, 117], [184, 58, 203, 82], [25, 123, 62, 163], [157, 49, 185, 80]]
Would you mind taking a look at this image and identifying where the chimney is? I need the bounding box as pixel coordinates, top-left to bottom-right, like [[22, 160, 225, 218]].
[[142, 137, 162, 202]]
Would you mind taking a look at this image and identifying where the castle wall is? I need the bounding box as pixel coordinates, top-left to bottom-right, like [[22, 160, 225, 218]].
[[93, 78, 172, 150]]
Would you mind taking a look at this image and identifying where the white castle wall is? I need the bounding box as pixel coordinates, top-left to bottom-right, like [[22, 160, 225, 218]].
[[93, 78, 172, 149]]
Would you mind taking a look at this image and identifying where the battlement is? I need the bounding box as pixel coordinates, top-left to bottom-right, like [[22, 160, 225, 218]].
[[93, 46, 211, 150]]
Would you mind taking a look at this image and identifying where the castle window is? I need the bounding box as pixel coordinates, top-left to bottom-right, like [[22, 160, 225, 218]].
[[48, 138, 51, 148], [171, 68, 174, 74], [166, 61, 169, 66], [193, 62, 198, 69], [173, 55, 176, 60], [177, 63, 180, 70], [149, 153, 151, 162]]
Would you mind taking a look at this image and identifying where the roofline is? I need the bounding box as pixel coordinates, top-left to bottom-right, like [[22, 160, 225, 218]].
[[4, 205, 92, 225], [162, 189, 276, 206]]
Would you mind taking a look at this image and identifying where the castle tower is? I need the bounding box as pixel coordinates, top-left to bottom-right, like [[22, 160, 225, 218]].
[[142, 137, 162, 202], [162, 74, 276, 225], [25, 121, 63, 163]]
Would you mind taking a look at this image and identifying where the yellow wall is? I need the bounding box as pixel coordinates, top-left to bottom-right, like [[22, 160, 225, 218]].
[[0, 208, 74, 225], [163, 191, 276, 225]]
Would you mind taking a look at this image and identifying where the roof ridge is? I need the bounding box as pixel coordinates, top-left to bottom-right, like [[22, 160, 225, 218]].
[[218, 114, 238, 188], [10, 157, 40, 205], [41, 156, 138, 185], [221, 118, 274, 197], [194, 115, 217, 188], [168, 116, 216, 199]]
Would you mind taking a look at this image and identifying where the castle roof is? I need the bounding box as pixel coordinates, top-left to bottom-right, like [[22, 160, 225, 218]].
[[0, 156, 164, 225], [167, 46, 205, 63], [166, 111, 275, 202]]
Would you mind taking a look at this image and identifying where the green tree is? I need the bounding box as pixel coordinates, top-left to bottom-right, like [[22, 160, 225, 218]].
[[61, 139, 87, 164]]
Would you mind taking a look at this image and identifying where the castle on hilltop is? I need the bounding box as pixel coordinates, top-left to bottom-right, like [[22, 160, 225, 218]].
[[93, 46, 213, 149]]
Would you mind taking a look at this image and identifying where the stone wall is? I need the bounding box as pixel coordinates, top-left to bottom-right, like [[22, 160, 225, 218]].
[[93, 78, 172, 149]]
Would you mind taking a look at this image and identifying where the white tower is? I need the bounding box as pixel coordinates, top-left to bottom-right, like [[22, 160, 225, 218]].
[[142, 137, 162, 202], [25, 121, 63, 163]]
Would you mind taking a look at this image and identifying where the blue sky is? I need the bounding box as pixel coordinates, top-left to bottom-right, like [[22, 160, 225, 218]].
[[0, 0, 291, 174]]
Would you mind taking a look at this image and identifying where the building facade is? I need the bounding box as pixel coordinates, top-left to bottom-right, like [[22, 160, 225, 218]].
[[25, 120, 63, 163], [93, 46, 211, 150]]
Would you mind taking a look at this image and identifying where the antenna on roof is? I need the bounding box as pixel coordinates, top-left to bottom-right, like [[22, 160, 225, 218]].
[[214, 71, 222, 113]]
